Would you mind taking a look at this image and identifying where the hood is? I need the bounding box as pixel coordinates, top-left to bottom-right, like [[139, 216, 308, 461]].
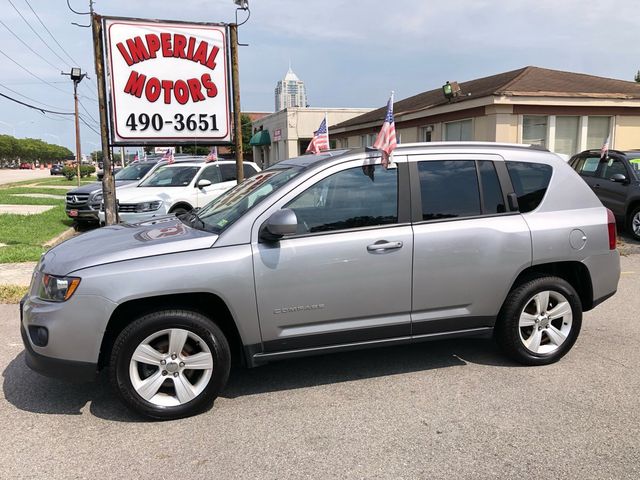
[[114, 186, 187, 203], [67, 180, 136, 195], [41, 216, 217, 275]]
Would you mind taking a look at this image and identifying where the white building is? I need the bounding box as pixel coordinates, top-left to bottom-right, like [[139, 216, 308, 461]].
[[274, 66, 308, 111], [250, 107, 373, 168]]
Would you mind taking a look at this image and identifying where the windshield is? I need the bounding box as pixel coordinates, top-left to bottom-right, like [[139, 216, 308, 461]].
[[115, 163, 155, 181], [629, 156, 640, 173], [189, 167, 301, 234], [139, 165, 200, 187]]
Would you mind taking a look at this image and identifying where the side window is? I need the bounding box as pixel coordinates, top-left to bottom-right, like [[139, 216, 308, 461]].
[[572, 156, 600, 177], [286, 165, 398, 234], [418, 160, 481, 220], [243, 164, 258, 179], [219, 164, 236, 182], [198, 165, 221, 184], [505, 161, 553, 213], [599, 158, 627, 179], [478, 161, 505, 214]]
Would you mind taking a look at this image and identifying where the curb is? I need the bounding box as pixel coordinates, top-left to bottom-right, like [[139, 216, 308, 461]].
[[44, 227, 76, 248]]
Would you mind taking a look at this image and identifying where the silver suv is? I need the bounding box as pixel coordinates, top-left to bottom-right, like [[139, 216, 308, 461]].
[[20, 142, 620, 420]]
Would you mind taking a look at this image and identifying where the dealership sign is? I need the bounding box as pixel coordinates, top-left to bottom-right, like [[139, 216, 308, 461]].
[[105, 18, 231, 145]]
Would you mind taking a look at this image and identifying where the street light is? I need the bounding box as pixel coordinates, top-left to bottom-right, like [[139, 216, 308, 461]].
[[62, 67, 87, 186], [233, 0, 249, 9]]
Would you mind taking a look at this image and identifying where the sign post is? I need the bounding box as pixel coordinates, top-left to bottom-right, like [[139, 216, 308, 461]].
[[229, 23, 243, 184]]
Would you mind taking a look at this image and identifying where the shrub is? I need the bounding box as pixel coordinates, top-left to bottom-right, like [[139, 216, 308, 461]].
[[62, 166, 76, 180], [79, 165, 96, 178]]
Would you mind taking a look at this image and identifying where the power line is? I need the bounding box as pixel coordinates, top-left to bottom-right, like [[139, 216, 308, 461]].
[[0, 46, 70, 95], [23, 0, 81, 67], [0, 91, 74, 115], [6, 0, 71, 68], [78, 99, 99, 125], [0, 19, 63, 72], [79, 115, 101, 136], [0, 82, 67, 110]]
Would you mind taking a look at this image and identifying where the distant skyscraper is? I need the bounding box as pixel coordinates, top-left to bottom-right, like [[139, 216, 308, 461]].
[[274, 65, 308, 111]]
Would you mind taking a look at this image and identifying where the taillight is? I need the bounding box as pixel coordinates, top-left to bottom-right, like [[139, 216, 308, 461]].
[[606, 208, 616, 250]]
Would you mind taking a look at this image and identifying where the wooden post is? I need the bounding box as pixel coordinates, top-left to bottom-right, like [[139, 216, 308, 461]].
[[91, 13, 117, 225], [229, 24, 243, 184]]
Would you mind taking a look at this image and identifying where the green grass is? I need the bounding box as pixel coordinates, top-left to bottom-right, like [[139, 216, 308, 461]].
[[3, 176, 96, 188], [0, 186, 73, 262], [0, 284, 29, 303]]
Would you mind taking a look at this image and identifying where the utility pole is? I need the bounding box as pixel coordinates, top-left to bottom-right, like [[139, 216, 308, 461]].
[[229, 23, 243, 184], [91, 10, 117, 225], [62, 68, 86, 187]]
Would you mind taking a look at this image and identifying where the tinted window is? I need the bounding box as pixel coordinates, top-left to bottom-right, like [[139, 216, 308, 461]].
[[478, 161, 505, 214], [218, 164, 258, 182], [286, 165, 397, 234], [114, 163, 155, 181], [571, 156, 599, 177], [599, 158, 627, 179], [418, 160, 480, 220], [506, 161, 553, 213]]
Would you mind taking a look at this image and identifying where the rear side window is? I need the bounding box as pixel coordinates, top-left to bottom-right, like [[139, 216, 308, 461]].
[[506, 161, 553, 213], [571, 156, 600, 177], [219, 164, 258, 182], [418, 161, 481, 220], [478, 160, 505, 214]]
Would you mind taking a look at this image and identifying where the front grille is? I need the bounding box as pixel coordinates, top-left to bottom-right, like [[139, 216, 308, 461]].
[[65, 193, 90, 207]]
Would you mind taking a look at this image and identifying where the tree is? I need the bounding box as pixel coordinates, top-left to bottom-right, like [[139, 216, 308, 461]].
[[635, 70, 640, 83], [229, 113, 253, 157], [0, 134, 72, 164]]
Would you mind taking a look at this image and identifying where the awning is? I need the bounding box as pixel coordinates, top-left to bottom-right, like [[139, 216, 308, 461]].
[[249, 130, 271, 146]]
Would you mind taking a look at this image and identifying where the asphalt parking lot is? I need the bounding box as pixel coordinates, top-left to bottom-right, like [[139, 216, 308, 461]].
[[1, 255, 639, 480]]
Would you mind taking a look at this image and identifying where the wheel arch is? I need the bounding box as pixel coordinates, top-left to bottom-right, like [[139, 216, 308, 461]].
[[98, 292, 245, 370], [506, 261, 594, 312], [169, 201, 193, 213]]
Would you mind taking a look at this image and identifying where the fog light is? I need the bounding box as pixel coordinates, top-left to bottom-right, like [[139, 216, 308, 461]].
[[28, 326, 49, 347]]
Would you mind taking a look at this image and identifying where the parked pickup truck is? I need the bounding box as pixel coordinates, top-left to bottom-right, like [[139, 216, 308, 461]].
[[21, 142, 620, 420]]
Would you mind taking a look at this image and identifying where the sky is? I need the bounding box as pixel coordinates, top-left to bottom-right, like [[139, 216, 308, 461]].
[[1, 0, 639, 153]]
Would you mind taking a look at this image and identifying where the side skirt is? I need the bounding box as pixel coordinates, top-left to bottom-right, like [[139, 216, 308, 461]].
[[246, 327, 493, 368]]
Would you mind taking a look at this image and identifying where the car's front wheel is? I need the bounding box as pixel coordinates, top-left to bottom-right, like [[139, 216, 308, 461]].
[[110, 310, 231, 420], [495, 276, 582, 366], [627, 205, 640, 241]]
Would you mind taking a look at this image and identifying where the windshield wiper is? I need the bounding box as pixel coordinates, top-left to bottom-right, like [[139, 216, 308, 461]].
[[178, 210, 206, 230]]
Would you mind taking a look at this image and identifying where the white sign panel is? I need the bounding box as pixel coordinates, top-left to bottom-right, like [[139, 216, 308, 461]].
[[105, 18, 231, 145]]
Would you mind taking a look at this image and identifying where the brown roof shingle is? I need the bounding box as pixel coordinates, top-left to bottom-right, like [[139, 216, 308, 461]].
[[331, 66, 640, 130]]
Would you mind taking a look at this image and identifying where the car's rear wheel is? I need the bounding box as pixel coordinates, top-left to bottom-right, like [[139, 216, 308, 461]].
[[109, 310, 230, 420], [495, 276, 582, 366], [627, 206, 640, 241]]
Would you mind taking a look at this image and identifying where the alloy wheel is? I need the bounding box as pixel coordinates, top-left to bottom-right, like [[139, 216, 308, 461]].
[[518, 290, 573, 354]]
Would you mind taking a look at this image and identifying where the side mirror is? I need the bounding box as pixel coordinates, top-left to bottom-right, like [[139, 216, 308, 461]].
[[260, 208, 298, 242], [197, 179, 212, 188], [610, 173, 627, 183]]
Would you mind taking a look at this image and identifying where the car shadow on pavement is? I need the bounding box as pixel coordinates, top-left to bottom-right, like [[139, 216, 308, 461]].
[[2, 337, 519, 422]]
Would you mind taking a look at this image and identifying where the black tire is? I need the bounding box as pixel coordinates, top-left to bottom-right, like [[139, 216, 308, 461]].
[[627, 206, 640, 241], [109, 309, 231, 420], [495, 276, 582, 366], [170, 206, 191, 217]]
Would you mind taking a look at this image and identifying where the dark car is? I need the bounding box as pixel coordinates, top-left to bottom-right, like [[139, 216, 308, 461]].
[[569, 149, 640, 240], [50, 164, 64, 175], [66, 160, 160, 225]]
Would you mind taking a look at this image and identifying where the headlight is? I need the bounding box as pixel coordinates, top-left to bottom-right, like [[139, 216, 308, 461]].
[[93, 193, 103, 202], [38, 274, 81, 302], [136, 201, 162, 212]]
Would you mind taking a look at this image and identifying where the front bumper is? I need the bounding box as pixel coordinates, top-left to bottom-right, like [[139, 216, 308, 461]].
[[20, 317, 97, 382], [65, 207, 99, 222], [20, 289, 117, 381]]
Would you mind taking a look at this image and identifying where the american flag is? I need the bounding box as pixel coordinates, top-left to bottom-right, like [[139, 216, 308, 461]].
[[373, 92, 397, 168], [132, 152, 139, 163], [306, 115, 329, 154], [163, 148, 174, 164], [206, 146, 218, 163], [601, 135, 610, 159]]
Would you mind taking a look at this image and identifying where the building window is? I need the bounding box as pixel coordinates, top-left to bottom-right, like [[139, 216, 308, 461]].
[[444, 119, 473, 141], [554, 116, 580, 156], [586, 116, 611, 150], [523, 115, 548, 147], [420, 126, 433, 142]]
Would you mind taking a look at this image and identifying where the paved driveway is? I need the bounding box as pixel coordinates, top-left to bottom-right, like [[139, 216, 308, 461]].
[[1, 256, 639, 479], [0, 168, 54, 185]]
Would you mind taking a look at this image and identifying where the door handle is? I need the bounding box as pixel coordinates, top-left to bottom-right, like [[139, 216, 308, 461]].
[[593, 184, 600, 188], [367, 241, 403, 252]]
